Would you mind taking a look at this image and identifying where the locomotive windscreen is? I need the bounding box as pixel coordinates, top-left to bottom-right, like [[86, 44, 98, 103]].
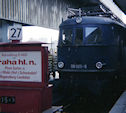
[[59, 25, 119, 46], [85, 27, 102, 44], [62, 28, 73, 45], [75, 28, 83, 45]]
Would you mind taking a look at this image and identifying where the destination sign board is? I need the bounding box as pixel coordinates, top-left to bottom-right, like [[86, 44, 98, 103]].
[[0, 51, 42, 82]]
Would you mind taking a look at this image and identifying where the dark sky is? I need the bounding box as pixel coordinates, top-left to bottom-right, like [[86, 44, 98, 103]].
[[70, 0, 126, 13], [113, 0, 126, 13]]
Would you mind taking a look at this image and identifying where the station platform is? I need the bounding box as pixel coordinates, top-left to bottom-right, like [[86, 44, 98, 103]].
[[43, 106, 63, 113], [109, 91, 126, 113]]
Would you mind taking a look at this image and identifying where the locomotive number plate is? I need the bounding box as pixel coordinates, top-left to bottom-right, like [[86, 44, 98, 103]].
[[0, 96, 15, 104]]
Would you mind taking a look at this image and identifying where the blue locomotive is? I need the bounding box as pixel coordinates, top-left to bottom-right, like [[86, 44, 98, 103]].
[[56, 5, 126, 108]]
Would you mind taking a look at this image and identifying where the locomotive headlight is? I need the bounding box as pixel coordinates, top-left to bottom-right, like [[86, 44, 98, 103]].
[[76, 17, 82, 23], [58, 62, 64, 68], [96, 62, 103, 69]]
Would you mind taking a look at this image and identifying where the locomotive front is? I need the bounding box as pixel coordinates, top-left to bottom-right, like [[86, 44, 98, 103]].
[[58, 16, 122, 77], [55, 7, 126, 111]]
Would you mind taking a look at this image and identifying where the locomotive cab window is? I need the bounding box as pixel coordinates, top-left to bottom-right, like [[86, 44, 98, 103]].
[[62, 29, 73, 45], [85, 27, 102, 44], [75, 28, 83, 45]]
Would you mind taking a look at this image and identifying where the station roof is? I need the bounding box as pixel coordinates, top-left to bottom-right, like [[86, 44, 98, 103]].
[[0, 0, 125, 29]]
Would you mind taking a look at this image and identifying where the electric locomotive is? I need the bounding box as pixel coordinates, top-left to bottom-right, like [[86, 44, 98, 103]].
[[55, 6, 126, 108]]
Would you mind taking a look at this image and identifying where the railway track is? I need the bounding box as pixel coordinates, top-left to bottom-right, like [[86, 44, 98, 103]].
[[52, 76, 126, 113]]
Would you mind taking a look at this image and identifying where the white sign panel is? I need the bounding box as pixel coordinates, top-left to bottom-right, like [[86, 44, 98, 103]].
[[8, 25, 22, 40], [0, 51, 42, 82]]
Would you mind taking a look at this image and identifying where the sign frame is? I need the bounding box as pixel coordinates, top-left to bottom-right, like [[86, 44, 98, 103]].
[[0, 43, 48, 88]]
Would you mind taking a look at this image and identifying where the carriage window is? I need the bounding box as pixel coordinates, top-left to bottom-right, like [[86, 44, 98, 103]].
[[75, 28, 83, 45], [85, 27, 102, 44], [62, 29, 72, 45]]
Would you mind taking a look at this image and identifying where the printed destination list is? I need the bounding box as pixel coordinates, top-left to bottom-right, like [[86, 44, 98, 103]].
[[0, 51, 42, 82]]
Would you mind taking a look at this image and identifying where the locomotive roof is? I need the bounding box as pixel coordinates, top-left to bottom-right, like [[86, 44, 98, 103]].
[[60, 16, 124, 27]]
